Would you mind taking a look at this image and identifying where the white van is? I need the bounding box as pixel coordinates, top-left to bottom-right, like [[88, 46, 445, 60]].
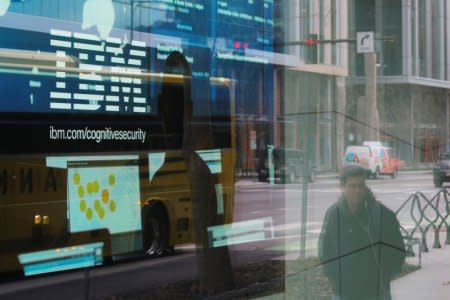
[[343, 142, 399, 179], [343, 145, 377, 178], [363, 141, 398, 178]]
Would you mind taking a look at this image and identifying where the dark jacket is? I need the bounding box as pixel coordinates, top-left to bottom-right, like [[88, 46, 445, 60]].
[[318, 189, 405, 299]]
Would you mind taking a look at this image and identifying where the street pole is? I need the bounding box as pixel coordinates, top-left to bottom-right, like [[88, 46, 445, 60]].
[[336, 77, 346, 170], [355, 32, 379, 143], [299, 112, 311, 259], [299, 151, 309, 259], [364, 52, 379, 141]]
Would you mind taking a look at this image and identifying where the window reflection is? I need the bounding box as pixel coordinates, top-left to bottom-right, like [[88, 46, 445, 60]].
[[0, 0, 449, 299]]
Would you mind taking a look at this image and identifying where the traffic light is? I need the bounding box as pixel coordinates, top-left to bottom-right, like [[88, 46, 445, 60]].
[[305, 34, 318, 64]]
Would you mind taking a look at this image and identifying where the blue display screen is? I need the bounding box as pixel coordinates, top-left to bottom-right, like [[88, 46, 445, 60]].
[[18, 242, 104, 276], [149, 0, 274, 51], [0, 0, 273, 116], [0, 26, 228, 117], [0, 26, 152, 115]]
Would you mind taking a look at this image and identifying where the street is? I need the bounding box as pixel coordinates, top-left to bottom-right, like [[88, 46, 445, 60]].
[[235, 170, 438, 256], [0, 170, 437, 299]]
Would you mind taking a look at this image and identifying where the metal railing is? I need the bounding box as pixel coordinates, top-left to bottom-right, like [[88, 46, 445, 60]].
[[395, 188, 450, 263]]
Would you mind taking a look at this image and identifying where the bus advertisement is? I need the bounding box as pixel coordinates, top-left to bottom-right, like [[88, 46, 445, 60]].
[[0, 13, 236, 280]]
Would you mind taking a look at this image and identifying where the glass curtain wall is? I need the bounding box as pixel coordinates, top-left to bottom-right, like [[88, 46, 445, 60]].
[[0, 0, 447, 299]]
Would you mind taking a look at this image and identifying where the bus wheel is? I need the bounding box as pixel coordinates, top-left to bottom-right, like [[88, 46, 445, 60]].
[[144, 207, 169, 257]]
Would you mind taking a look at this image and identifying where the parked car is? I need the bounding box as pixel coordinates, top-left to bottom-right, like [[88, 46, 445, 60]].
[[257, 148, 316, 183], [433, 152, 450, 187]]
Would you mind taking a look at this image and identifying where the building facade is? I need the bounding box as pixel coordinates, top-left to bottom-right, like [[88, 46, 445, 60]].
[[348, 0, 450, 166], [0, 1, 447, 299], [278, 0, 349, 171]]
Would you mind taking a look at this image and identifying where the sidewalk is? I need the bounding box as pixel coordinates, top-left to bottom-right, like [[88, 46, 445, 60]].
[[391, 241, 450, 300]]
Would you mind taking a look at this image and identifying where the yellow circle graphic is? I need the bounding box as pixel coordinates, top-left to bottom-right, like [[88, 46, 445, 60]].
[[73, 172, 81, 185], [80, 199, 87, 212], [94, 199, 101, 210], [109, 174, 115, 186], [97, 207, 105, 219], [78, 185, 85, 198], [93, 180, 99, 193], [75, 172, 119, 221], [109, 200, 116, 212], [86, 208, 93, 220], [87, 182, 94, 194], [102, 189, 110, 204]]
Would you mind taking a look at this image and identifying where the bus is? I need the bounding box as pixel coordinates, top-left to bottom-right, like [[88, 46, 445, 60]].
[[0, 21, 236, 279]]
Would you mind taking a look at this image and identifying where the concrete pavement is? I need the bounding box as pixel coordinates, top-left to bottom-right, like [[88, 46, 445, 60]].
[[391, 241, 450, 300]]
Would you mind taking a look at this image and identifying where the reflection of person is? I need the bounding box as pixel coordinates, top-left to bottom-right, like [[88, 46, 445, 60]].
[[318, 165, 405, 300], [143, 51, 192, 256], [157, 51, 192, 149], [157, 50, 234, 292]]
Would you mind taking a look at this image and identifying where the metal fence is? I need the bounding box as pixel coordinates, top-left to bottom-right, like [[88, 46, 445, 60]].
[[395, 188, 450, 264]]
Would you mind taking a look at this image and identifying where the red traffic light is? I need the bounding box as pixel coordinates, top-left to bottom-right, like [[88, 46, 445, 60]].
[[305, 38, 319, 46]]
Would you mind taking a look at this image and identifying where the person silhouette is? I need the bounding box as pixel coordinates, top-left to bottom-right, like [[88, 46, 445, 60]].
[[153, 51, 234, 293], [318, 165, 406, 300]]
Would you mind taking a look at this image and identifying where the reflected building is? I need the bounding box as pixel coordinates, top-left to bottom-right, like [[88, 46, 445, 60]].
[[1, 0, 448, 299], [348, 0, 450, 166], [277, 0, 349, 171]]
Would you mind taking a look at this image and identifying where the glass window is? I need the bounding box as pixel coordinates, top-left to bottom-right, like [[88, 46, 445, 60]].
[[0, 1, 448, 299]]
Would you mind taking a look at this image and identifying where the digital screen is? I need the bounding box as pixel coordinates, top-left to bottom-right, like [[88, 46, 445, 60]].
[[18, 242, 104, 276], [148, 0, 274, 51], [0, 3, 267, 116], [67, 160, 141, 234], [2, 1, 274, 51], [149, 0, 209, 36], [0, 26, 150, 115], [0, 25, 152, 114], [150, 44, 212, 116], [48, 30, 149, 114], [0, 26, 221, 116], [215, 0, 274, 51]]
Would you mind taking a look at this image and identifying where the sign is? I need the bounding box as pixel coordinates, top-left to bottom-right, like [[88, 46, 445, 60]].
[[357, 31, 374, 53]]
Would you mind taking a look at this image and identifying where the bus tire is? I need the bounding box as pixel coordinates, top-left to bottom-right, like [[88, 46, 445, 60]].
[[143, 205, 169, 257]]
